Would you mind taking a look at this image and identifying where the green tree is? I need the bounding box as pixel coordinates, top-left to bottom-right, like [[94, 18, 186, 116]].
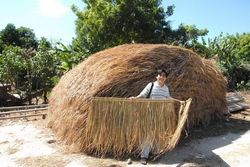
[[0, 23, 38, 50], [55, 38, 88, 72], [17, 26, 38, 49], [237, 33, 250, 62], [208, 33, 250, 90], [0, 36, 5, 53], [0, 37, 58, 104], [0, 45, 25, 90], [0, 23, 19, 46], [169, 24, 209, 57], [20, 47, 37, 104], [72, 0, 174, 54], [168, 24, 208, 45], [32, 38, 59, 103]]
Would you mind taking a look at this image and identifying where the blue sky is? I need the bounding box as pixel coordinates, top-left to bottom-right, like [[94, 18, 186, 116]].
[[166, 0, 250, 40], [0, 0, 249, 45]]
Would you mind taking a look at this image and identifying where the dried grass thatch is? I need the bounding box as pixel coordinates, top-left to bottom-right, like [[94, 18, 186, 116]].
[[47, 44, 227, 155], [83, 97, 192, 158]]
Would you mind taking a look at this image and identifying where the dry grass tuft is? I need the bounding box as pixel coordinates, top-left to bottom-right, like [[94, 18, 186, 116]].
[[84, 98, 178, 157]]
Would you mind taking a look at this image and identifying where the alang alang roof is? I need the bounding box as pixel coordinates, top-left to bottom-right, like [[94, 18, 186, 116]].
[[47, 44, 227, 155]]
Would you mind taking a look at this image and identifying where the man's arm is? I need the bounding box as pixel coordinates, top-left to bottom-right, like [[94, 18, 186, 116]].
[[171, 98, 186, 105]]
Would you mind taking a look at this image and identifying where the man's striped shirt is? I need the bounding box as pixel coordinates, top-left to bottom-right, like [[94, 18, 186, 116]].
[[139, 81, 171, 99]]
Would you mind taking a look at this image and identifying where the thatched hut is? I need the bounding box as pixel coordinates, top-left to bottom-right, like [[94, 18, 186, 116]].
[[47, 44, 227, 155]]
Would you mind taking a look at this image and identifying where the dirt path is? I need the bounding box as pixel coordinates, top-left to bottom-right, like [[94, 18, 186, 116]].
[[0, 92, 250, 167]]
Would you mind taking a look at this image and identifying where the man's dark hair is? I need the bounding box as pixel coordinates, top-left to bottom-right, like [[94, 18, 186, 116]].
[[157, 69, 168, 76]]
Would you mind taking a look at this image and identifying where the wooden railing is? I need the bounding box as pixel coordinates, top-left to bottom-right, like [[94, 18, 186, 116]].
[[0, 104, 48, 120]]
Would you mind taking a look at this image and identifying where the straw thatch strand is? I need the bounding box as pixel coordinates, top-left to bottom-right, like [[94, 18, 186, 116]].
[[82, 97, 192, 158], [47, 44, 227, 155], [85, 98, 177, 157]]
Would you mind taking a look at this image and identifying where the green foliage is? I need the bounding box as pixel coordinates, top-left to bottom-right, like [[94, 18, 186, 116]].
[[0, 23, 90, 104], [55, 39, 88, 72], [17, 26, 38, 49], [0, 35, 59, 104], [72, 0, 174, 54], [169, 24, 210, 57], [0, 24, 19, 46], [0, 23, 38, 50], [170, 24, 208, 45], [0, 35, 6, 53], [21, 37, 60, 104], [207, 33, 250, 90], [237, 33, 250, 62], [33, 45, 58, 103], [0, 46, 25, 88], [72, 1, 209, 56]]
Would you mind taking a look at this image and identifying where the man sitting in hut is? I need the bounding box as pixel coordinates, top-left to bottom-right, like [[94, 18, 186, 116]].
[[130, 69, 182, 165]]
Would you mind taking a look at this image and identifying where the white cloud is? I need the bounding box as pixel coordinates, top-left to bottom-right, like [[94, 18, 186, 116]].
[[38, 0, 70, 18]]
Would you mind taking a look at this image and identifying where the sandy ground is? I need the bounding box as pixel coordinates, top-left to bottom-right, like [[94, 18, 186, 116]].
[[1, 92, 250, 167]]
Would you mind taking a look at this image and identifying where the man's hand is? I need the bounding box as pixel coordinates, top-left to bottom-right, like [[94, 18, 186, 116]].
[[172, 98, 185, 105], [180, 100, 185, 105]]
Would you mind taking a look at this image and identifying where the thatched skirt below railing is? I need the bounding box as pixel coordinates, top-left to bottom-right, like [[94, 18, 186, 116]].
[[84, 97, 192, 158]]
